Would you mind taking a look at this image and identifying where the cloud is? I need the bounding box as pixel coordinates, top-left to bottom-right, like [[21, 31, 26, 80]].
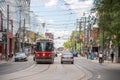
[[30, 0, 94, 40], [45, 0, 58, 8], [65, 0, 93, 17], [31, 0, 44, 6], [47, 19, 55, 24]]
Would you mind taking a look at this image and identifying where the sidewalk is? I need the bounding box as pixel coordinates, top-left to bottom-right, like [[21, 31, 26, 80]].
[[0, 57, 14, 64], [81, 56, 120, 69], [0, 54, 33, 65]]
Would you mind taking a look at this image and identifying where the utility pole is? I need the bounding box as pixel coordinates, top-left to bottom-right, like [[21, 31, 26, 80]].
[[79, 21, 82, 54], [75, 19, 78, 51], [88, 16, 91, 52], [0, 10, 3, 30], [83, 15, 86, 53], [22, 19, 25, 52], [19, 6, 22, 52], [6, 5, 9, 61], [102, 28, 104, 53]]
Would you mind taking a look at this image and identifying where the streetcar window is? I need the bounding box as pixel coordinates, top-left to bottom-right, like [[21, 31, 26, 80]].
[[36, 42, 45, 51], [45, 42, 53, 51], [36, 41, 53, 52], [36, 42, 42, 51]]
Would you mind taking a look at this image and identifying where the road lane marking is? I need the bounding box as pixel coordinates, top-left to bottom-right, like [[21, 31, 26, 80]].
[[97, 74, 101, 79]]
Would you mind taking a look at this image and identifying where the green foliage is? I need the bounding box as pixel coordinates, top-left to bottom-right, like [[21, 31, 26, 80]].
[[64, 30, 82, 51], [64, 41, 72, 49], [93, 0, 120, 46]]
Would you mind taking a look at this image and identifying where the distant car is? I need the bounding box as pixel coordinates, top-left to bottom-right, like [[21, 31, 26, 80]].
[[73, 52, 78, 57], [61, 51, 74, 64], [14, 52, 28, 62]]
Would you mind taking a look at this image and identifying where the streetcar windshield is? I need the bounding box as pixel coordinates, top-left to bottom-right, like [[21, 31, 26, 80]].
[[36, 42, 53, 52], [36, 42, 44, 51]]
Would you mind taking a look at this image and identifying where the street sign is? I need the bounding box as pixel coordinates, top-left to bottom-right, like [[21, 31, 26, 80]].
[[0, 41, 7, 44], [91, 41, 96, 46]]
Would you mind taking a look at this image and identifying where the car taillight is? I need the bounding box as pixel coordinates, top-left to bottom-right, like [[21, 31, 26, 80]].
[[62, 57, 64, 58]]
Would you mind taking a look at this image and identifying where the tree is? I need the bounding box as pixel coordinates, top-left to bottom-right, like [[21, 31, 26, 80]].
[[93, 0, 120, 62], [64, 41, 72, 49]]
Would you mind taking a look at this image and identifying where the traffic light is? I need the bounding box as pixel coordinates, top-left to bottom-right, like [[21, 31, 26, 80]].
[[2, 34, 7, 41], [80, 34, 83, 39], [31, 32, 35, 39]]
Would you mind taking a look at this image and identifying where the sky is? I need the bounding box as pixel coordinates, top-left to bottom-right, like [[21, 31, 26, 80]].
[[30, 0, 94, 48]]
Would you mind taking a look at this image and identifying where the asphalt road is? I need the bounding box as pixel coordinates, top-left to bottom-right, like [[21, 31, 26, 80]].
[[0, 55, 120, 80], [76, 58, 120, 80], [0, 55, 34, 75]]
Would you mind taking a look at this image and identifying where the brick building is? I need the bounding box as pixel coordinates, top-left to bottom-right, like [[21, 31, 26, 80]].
[[0, 0, 30, 60]]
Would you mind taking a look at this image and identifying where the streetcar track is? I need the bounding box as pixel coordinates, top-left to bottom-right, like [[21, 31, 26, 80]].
[[15, 63, 37, 72], [74, 63, 92, 80], [0, 63, 35, 76], [76, 59, 102, 80], [60, 62, 90, 80], [9, 64, 51, 80], [60, 58, 93, 80], [76, 61, 97, 79]]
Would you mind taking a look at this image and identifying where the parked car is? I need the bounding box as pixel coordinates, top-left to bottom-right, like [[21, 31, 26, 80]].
[[14, 52, 28, 62], [61, 51, 74, 64]]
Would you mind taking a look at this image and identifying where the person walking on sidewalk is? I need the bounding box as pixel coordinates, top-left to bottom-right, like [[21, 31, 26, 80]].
[[111, 50, 114, 63], [99, 51, 103, 63], [91, 51, 94, 60]]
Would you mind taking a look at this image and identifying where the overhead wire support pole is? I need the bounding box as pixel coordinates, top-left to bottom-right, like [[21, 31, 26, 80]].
[[102, 28, 104, 54], [19, 6, 22, 52], [6, 5, 9, 61], [79, 21, 82, 54], [83, 15, 86, 53], [22, 19, 25, 52], [75, 19, 78, 51]]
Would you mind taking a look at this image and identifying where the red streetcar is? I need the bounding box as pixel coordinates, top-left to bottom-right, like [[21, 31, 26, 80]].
[[34, 38, 54, 64]]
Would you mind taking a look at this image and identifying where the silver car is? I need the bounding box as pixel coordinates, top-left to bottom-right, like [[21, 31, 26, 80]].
[[61, 52, 74, 64], [14, 52, 28, 62]]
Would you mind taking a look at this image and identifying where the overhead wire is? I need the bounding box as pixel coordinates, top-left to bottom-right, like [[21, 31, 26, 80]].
[[30, 7, 89, 12], [36, 12, 75, 17], [41, 1, 77, 34], [46, 22, 75, 25]]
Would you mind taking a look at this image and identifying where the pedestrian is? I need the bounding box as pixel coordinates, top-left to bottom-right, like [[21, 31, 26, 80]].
[[99, 51, 103, 63], [111, 50, 114, 63], [86, 50, 89, 59], [91, 51, 94, 60]]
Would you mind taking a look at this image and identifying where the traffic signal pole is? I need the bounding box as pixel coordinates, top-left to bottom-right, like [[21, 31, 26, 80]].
[[79, 21, 82, 54]]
